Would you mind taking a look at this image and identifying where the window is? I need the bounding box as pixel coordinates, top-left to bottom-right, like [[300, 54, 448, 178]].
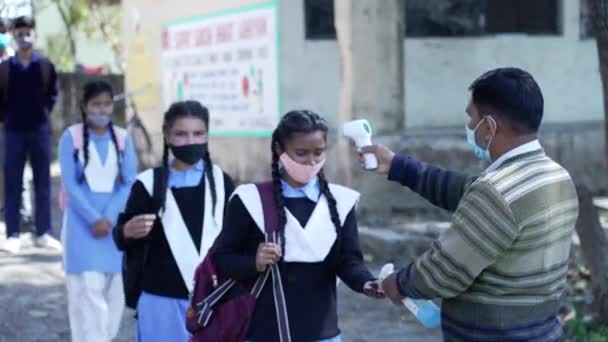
[[304, 0, 336, 39], [304, 0, 561, 39], [484, 0, 559, 35]]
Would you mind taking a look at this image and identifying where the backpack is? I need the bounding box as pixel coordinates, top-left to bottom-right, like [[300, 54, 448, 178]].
[[123, 167, 164, 310], [58, 123, 126, 211], [0, 56, 53, 122], [186, 182, 292, 342]]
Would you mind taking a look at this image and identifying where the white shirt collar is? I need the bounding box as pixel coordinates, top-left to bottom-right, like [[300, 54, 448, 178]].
[[485, 140, 543, 173]]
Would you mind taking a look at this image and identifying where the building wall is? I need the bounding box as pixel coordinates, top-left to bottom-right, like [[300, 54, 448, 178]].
[[121, 0, 607, 219], [280, 0, 602, 128]]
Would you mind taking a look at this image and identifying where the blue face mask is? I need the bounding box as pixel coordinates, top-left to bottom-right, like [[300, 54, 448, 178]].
[[466, 117, 494, 162], [87, 113, 112, 128]]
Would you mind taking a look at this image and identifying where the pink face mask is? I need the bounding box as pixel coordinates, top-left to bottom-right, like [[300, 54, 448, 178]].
[[279, 153, 325, 184]]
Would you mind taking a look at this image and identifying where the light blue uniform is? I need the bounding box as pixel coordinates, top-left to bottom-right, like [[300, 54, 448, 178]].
[[59, 126, 137, 342], [59, 128, 137, 273]]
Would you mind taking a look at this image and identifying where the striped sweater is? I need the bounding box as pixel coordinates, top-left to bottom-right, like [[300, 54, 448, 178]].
[[389, 148, 578, 341]]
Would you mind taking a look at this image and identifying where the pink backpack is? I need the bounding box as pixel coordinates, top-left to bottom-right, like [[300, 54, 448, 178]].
[[58, 123, 126, 211]]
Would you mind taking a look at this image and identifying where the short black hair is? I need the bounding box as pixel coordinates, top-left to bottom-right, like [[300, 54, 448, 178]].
[[469, 67, 543, 133], [12, 16, 36, 30]]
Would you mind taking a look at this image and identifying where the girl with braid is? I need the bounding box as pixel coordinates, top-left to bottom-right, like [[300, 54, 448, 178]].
[[212, 110, 384, 342], [58, 80, 138, 342], [113, 100, 235, 341]]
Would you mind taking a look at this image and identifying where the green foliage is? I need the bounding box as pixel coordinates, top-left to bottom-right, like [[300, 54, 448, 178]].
[[568, 315, 608, 342], [34, 0, 120, 72]]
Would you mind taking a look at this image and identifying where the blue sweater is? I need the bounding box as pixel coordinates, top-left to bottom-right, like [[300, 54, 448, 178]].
[[4, 54, 58, 131]]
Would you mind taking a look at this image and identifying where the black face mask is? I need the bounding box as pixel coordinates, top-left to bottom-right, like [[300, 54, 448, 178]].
[[170, 143, 207, 165]]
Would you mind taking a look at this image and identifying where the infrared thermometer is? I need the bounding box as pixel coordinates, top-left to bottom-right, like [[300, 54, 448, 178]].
[[342, 119, 378, 170]]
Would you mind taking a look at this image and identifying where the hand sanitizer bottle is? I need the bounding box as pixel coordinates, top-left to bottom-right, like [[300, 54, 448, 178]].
[[379, 263, 441, 328]]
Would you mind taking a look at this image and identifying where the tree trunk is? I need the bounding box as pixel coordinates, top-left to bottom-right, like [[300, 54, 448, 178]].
[[575, 186, 608, 323], [591, 0, 608, 162], [333, 0, 405, 187], [54, 0, 77, 65], [586, 0, 608, 324]]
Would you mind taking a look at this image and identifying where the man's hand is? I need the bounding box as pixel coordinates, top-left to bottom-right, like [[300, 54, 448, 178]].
[[381, 272, 405, 305], [92, 218, 112, 238], [357, 145, 395, 174]]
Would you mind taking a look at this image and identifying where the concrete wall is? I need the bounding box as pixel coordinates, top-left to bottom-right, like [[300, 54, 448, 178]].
[[121, 0, 273, 178], [280, 0, 602, 128], [121, 0, 607, 221]]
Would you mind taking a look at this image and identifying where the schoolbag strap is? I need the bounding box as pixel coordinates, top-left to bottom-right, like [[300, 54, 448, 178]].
[[256, 182, 279, 234], [255, 183, 292, 342]]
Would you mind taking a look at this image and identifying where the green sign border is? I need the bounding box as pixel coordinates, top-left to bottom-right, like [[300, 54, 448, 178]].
[[161, 1, 281, 138]]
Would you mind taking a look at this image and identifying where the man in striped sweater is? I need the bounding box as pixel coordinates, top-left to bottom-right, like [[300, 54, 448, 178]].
[[361, 67, 578, 341]]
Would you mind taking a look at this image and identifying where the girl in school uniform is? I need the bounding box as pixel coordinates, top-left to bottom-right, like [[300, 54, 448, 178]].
[[113, 100, 235, 342], [59, 80, 138, 342], [212, 110, 384, 342]]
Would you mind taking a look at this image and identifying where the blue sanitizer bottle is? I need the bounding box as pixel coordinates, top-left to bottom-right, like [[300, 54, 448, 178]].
[[379, 263, 441, 328]]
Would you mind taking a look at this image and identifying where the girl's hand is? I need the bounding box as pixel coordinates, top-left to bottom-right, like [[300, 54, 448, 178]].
[[92, 219, 112, 238], [123, 214, 156, 239], [255, 242, 282, 272], [363, 280, 386, 299]]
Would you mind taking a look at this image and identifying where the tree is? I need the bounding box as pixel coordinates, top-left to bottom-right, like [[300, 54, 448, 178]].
[[32, 0, 120, 71], [333, 0, 404, 219], [580, 0, 608, 324]]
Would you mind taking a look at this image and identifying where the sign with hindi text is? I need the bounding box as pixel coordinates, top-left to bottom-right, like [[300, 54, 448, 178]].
[[161, 2, 279, 137]]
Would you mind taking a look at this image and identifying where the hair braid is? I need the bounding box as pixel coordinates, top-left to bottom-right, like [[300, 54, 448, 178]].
[[271, 133, 287, 255], [108, 123, 124, 184], [318, 170, 342, 266], [79, 108, 90, 184], [202, 149, 218, 217], [157, 138, 170, 213]]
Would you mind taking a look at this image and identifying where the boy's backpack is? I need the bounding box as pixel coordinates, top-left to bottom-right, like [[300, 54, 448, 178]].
[[186, 182, 292, 342], [58, 123, 126, 211], [122, 167, 164, 310], [0, 56, 53, 122]]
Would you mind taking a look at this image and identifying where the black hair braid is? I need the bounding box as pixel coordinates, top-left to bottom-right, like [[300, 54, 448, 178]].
[[318, 170, 343, 267], [202, 149, 218, 218], [271, 134, 287, 255], [158, 138, 170, 213], [79, 108, 90, 184], [108, 123, 124, 184]]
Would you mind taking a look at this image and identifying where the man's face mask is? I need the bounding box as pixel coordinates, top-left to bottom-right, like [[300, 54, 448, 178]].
[[466, 116, 495, 162]]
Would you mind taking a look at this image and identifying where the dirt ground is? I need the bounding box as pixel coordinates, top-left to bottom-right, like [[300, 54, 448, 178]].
[[0, 223, 442, 342]]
